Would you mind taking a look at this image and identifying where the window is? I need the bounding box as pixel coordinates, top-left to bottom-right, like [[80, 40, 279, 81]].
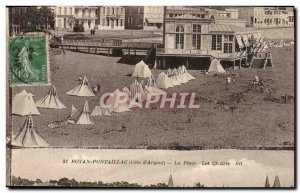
[[192, 34, 201, 49], [212, 35, 222, 50], [103, 7, 105, 15], [64, 7, 67, 15], [120, 19, 123, 26], [192, 25, 201, 49], [223, 35, 234, 53], [224, 35, 233, 42], [58, 7, 62, 15], [116, 19, 119, 26], [223, 43, 233, 53], [107, 19, 109, 26], [175, 25, 184, 49], [112, 8, 115, 15], [192, 24, 201, 33]]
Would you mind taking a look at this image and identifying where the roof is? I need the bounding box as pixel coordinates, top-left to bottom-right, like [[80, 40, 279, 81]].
[[173, 13, 202, 20], [210, 24, 234, 32], [146, 18, 163, 24]]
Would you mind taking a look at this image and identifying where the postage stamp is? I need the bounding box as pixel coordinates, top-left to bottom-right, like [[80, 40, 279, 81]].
[[9, 35, 49, 86]]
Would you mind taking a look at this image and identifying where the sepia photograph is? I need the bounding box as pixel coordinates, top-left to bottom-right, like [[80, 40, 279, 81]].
[[6, 5, 295, 188]]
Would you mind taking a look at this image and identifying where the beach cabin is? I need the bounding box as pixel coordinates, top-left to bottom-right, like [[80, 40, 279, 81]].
[[156, 6, 264, 70]]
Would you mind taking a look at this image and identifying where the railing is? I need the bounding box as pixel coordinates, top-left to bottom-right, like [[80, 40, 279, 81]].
[[156, 48, 237, 59], [59, 39, 161, 49]]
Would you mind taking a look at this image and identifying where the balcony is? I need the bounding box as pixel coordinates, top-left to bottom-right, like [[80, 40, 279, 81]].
[[75, 14, 98, 19], [156, 48, 238, 59]]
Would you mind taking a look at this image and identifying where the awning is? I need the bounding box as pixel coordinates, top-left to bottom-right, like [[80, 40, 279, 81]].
[[236, 35, 244, 48], [253, 33, 259, 41], [242, 35, 249, 46], [146, 18, 163, 24]]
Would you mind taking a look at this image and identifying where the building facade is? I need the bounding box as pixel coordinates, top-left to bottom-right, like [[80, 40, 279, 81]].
[[143, 6, 164, 31], [97, 6, 125, 30], [253, 7, 294, 28], [125, 6, 144, 30], [74, 6, 98, 30], [238, 7, 255, 27], [8, 7, 29, 35], [157, 6, 260, 69], [207, 8, 247, 28], [54, 6, 75, 29]]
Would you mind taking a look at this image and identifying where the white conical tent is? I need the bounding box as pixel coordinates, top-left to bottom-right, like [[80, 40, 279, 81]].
[[177, 67, 189, 83], [91, 105, 111, 116], [167, 68, 173, 76], [66, 75, 95, 97], [208, 59, 225, 74], [12, 114, 49, 147], [182, 65, 195, 80], [145, 77, 161, 96], [156, 72, 173, 89], [170, 75, 182, 86], [12, 89, 41, 116], [147, 76, 167, 95], [35, 85, 66, 109], [131, 60, 152, 78], [105, 89, 131, 113], [76, 100, 93, 125]]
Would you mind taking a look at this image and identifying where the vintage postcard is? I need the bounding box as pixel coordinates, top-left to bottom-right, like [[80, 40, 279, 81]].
[[6, 6, 295, 188]]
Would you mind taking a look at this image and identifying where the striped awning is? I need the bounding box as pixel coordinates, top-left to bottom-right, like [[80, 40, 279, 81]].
[[236, 35, 244, 48], [242, 35, 249, 46]]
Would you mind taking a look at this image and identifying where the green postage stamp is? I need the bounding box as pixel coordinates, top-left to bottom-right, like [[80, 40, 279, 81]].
[[9, 35, 50, 86]]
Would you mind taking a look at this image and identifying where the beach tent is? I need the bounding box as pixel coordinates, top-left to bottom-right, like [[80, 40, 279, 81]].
[[12, 89, 40, 116], [12, 114, 49, 147], [91, 105, 111, 116], [105, 89, 131, 113], [173, 68, 186, 84], [273, 176, 281, 187], [35, 85, 66, 109], [76, 100, 93, 125], [66, 75, 95, 97], [168, 174, 174, 188], [208, 59, 225, 74], [131, 60, 152, 78], [146, 76, 167, 95], [145, 77, 163, 96], [182, 65, 195, 80], [170, 75, 182, 86], [130, 80, 148, 102], [167, 68, 173, 76], [156, 72, 173, 89], [121, 87, 131, 98], [177, 67, 189, 83]]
